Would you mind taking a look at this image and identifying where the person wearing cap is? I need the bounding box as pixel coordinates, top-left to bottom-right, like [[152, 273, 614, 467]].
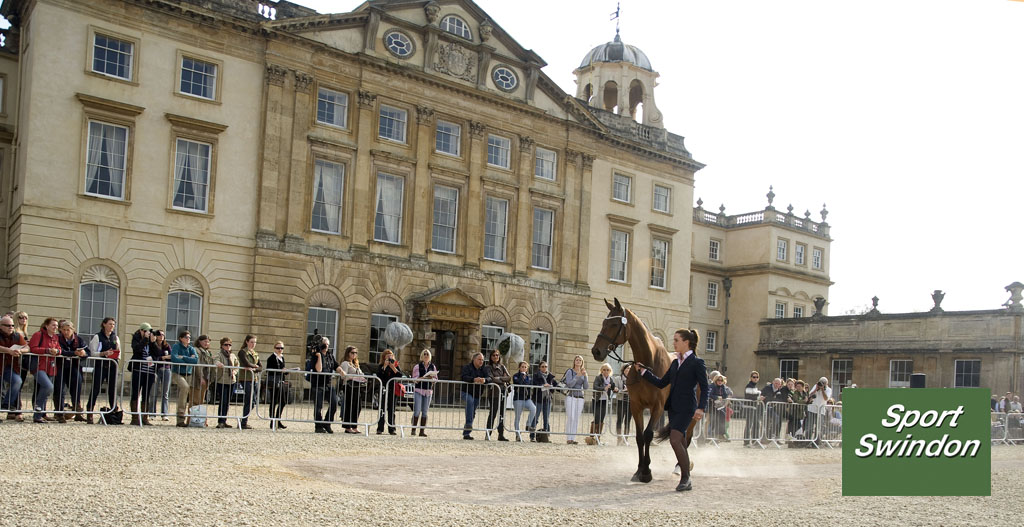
[[129, 323, 156, 426], [170, 330, 199, 427], [214, 337, 239, 428]]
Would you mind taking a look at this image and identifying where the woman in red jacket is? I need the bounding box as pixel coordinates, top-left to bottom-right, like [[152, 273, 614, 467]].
[[28, 318, 61, 423]]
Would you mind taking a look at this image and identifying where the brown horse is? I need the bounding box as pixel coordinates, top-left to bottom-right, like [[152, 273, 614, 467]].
[[591, 298, 698, 483]]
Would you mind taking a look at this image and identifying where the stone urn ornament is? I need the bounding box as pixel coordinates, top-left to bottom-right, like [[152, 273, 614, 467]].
[[930, 290, 945, 313]]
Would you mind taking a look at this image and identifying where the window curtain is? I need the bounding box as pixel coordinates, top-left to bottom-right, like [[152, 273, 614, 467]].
[[86, 123, 125, 197], [312, 162, 343, 232], [375, 174, 403, 243]]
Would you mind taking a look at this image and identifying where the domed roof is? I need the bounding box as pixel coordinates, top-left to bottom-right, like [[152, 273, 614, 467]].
[[578, 34, 653, 72]]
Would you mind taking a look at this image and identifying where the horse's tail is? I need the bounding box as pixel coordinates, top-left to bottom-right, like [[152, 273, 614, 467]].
[[653, 424, 671, 444]]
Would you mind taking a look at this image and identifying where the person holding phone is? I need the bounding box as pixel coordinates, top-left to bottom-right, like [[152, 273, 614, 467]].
[[55, 320, 88, 423], [375, 349, 403, 435]]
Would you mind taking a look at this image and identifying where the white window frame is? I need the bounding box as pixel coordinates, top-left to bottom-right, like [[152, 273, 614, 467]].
[[777, 239, 788, 261], [481, 325, 505, 354], [831, 359, 854, 397], [953, 359, 981, 388], [650, 238, 669, 289], [534, 147, 557, 181], [78, 282, 119, 336], [378, 104, 408, 143], [705, 330, 717, 353], [708, 239, 720, 261], [91, 32, 134, 81], [178, 55, 218, 101], [813, 248, 823, 269], [487, 134, 511, 169], [609, 230, 629, 282], [795, 243, 806, 266], [369, 313, 398, 365], [166, 291, 203, 341], [171, 138, 212, 213], [780, 359, 799, 381], [484, 196, 508, 262], [431, 184, 459, 254], [316, 87, 349, 129], [707, 281, 719, 308], [653, 184, 671, 213], [531, 207, 554, 270], [889, 359, 913, 388], [440, 15, 472, 40], [529, 330, 550, 370], [310, 159, 345, 235], [775, 302, 786, 319], [435, 119, 461, 156], [307, 307, 339, 354], [373, 172, 405, 244], [793, 305, 804, 319], [612, 173, 632, 203], [84, 120, 129, 200]]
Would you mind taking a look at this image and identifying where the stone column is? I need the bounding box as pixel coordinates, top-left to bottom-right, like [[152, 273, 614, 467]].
[[559, 150, 580, 283], [286, 71, 315, 238], [513, 135, 535, 275], [259, 64, 289, 235], [411, 105, 434, 258], [350, 89, 377, 250], [575, 151, 594, 286], [465, 121, 486, 266]]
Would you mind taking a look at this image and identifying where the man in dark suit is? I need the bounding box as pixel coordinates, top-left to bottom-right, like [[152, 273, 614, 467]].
[[637, 329, 709, 492]]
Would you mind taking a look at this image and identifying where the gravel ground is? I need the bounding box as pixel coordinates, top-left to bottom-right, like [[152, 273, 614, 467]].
[[0, 420, 1019, 526]]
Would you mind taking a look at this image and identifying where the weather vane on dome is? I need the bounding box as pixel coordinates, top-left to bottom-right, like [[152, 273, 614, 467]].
[[610, 2, 621, 39]]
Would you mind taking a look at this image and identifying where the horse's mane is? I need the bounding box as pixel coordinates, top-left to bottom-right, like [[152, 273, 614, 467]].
[[623, 308, 671, 379]]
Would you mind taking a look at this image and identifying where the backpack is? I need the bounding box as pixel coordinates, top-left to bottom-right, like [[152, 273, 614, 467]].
[[100, 406, 123, 425]]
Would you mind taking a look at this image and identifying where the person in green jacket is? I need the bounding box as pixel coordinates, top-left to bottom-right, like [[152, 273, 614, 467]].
[[170, 330, 199, 427], [237, 335, 262, 430]]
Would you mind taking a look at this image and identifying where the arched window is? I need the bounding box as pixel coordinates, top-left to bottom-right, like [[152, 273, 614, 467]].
[[166, 275, 203, 339], [79, 265, 119, 335], [440, 15, 472, 40]]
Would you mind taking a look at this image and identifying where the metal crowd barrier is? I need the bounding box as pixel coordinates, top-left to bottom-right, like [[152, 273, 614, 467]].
[[2, 354, 122, 423], [764, 401, 816, 448], [991, 412, 1008, 445], [257, 368, 383, 435], [121, 359, 258, 429], [818, 404, 842, 448], [1006, 412, 1024, 445], [697, 398, 767, 448], [384, 378, 501, 439]]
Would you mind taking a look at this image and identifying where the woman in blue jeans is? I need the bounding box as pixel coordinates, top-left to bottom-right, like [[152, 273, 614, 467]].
[[529, 361, 559, 441], [410, 349, 437, 437], [28, 318, 61, 423], [511, 361, 537, 442]]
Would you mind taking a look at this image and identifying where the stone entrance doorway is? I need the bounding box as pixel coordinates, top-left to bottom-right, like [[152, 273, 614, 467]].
[[410, 288, 485, 389]]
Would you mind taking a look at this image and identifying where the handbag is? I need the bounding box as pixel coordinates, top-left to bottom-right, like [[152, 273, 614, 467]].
[[278, 381, 294, 405], [394, 382, 406, 397]]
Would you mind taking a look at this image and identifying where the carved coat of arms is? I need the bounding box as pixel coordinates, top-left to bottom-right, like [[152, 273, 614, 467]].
[[435, 42, 476, 82]]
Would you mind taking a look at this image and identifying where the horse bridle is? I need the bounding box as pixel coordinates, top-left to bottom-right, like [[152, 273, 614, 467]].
[[596, 314, 633, 365]]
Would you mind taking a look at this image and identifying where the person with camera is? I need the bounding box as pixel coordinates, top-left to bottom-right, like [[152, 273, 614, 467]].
[[484, 349, 511, 441], [460, 351, 488, 440], [410, 348, 438, 437], [529, 361, 559, 442], [375, 348, 403, 435], [806, 377, 832, 443], [86, 317, 120, 424], [128, 323, 157, 426], [307, 335, 341, 434], [213, 338, 239, 428], [265, 341, 291, 430], [55, 320, 87, 423], [339, 346, 365, 434]]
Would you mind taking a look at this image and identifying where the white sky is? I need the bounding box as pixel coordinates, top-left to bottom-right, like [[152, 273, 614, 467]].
[[300, 0, 1023, 314]]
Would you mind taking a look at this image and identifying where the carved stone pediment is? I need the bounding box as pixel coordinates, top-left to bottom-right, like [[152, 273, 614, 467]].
[[434, 42, 476, 82], [412, 288, 485, 324]]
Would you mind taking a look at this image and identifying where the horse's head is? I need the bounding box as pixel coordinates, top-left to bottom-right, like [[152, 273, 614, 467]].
[[592, 297, 628, 361]]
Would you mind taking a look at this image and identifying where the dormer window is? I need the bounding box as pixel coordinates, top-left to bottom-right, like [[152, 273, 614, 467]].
[[440, 15, 472, 40]]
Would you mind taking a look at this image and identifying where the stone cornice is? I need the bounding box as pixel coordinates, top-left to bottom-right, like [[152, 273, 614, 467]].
[[647, 223, 679, 236], [691, 261, 833, 287], [606, 213, 640, 227], [164, 113, 228, 135], [76, 93, 145, 116]]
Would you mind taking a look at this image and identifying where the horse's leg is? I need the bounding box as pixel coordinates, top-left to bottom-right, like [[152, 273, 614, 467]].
[[630, 406, 645, 482], [641, 406, 662, 483]]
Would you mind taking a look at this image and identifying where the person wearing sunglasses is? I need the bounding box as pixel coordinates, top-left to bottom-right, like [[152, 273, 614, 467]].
[[742, 371, 762, 447], [265, 341, 290, 429]]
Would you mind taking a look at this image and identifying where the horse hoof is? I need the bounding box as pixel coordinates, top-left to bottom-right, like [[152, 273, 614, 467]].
[[640, 473, 653, 483]]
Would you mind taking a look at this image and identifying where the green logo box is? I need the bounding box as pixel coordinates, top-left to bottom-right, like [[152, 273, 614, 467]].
[[842, 388, 990, 496]]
